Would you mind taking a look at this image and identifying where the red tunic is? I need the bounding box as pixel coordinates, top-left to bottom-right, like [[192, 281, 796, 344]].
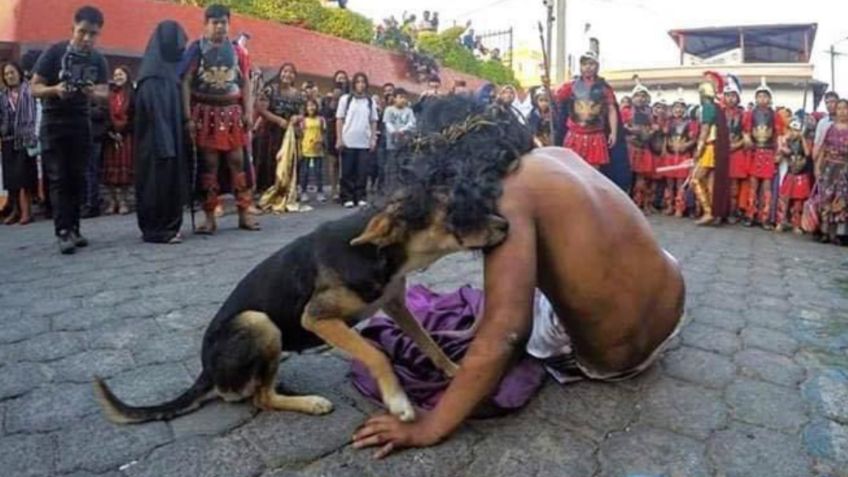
[[188, 41, 251, 152], [556, 78, 617, 166], [102, 87, 134, 186], [664, 119, 699, 179], [779, 173, 812, 200], [743, 108, 785, 180]]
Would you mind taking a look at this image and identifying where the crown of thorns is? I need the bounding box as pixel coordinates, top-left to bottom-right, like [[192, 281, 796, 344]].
[[410, 114, 498, 153]]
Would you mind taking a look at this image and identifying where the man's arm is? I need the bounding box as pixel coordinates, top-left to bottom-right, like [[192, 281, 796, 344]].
[[181, 69, 193, 125], [30, 74, 62, 99], [353, 188, 538, 458]]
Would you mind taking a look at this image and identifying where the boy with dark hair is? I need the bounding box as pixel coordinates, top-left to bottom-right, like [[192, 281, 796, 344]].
[[382, 88, 415, 192], [31, 5, 109, 254]]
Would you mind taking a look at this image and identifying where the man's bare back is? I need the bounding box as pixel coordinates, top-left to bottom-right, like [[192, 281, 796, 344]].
[[353, 147, 686, 457], [516, 147, 685, 374]]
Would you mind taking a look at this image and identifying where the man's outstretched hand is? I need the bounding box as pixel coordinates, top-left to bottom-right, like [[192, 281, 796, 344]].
[[352, 413, 442, 459]]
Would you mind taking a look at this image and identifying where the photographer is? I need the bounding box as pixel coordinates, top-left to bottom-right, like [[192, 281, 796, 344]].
[[31, 6, 109, 254]]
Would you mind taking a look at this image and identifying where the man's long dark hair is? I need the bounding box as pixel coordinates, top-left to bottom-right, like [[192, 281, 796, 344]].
[[389, 95, 534, 234]]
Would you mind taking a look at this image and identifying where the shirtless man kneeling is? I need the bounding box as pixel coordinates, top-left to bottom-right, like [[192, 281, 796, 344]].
[[352, 99, 686, 458]]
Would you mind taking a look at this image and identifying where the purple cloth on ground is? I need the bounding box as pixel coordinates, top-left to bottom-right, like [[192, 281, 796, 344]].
[[351, 285, 546, 415]]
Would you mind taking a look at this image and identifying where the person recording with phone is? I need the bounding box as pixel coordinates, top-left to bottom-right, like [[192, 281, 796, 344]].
[[30, 5, 109, 254]]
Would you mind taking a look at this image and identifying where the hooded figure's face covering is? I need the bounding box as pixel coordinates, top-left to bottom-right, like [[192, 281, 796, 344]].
[[138, 20, 188, 82], [158, 21, 188, 63]]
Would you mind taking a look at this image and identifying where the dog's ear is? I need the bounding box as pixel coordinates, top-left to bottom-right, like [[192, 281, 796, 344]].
[[351, 212, 403, 247]]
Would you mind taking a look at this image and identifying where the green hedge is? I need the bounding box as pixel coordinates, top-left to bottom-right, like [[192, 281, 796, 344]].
[[177, 0, 373, 44], [171, 1, 512, 84]]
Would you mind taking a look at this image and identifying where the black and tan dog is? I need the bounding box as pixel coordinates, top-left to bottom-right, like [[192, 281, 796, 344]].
[[94, 195, 508, 424]]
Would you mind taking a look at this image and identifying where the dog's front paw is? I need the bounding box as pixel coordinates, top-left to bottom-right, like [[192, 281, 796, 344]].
[[306, 396, 334, 415], [385, 393, 416, 422]]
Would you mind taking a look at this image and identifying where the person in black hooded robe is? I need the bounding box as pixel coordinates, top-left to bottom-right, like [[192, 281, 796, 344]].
[[134, 21, 189, 244]]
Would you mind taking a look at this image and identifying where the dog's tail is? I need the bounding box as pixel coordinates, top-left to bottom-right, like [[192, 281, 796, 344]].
[[93, 371, 214, 424]]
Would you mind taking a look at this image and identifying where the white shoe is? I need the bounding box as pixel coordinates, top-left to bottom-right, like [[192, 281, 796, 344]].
[[317, 193, 327, 203], [300, 194, 310, 203], [343, 201, 355, 208], [358, 200, 368, 207]]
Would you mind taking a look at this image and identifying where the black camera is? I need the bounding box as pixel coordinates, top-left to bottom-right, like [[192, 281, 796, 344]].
[[59, 47, 98, 93]]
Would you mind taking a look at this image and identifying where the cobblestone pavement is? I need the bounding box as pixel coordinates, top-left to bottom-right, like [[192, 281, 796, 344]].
[[1, 205, 847, 477]]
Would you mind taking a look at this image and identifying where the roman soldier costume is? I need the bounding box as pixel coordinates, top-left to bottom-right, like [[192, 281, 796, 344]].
[[626, 82, 655, 209], [664, 96, 697, 216], [723, 74, 749, 220], [555, 51, 617, 167], [743, 77, 784, 226], [691, 70, 731, 225], [183, 36, 255, 222], [777, 118, 813, 231]]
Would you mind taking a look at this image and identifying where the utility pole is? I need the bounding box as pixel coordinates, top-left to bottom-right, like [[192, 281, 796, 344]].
[[832, 45, 837, 91], [544, 1, 553, 73], [555, 0, 567, 83]]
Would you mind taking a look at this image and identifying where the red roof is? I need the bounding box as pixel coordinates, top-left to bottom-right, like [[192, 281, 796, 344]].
[[0, 0, 483, 93]]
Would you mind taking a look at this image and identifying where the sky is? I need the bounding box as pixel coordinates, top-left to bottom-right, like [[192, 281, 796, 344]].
[[349, 0, 848, 88]]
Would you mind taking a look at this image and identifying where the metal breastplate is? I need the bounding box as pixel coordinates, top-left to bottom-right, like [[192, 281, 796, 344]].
[[569, 80, 605, 128], [630, 106, 652, 147], [752, 108, 775, 148], [192, 40, 243, 97], [668, 119, 690, 152], [726, 108, 743, 142], [787, 138, 807, 174]]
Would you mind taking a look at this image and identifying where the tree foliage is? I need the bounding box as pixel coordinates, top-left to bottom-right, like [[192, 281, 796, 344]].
[[417, 29, 517, 86]]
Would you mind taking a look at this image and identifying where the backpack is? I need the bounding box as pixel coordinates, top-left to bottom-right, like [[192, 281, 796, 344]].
[[342, 93, 373, 119]]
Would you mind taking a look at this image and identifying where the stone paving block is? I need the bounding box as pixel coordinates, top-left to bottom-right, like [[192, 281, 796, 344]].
[[55, 413, 172, 474], [130, 330, 200, 367], [524, 380, 637, 437], [740, 326, 800, 356], [5, 382, 100, 433], [154, 307, 213, 332], [0, 433, 55, 477], [84, 318, 161, 351], [30, 297, 80, 317], [124, 435, 264, 477], [464, 420, 597, 477], [708, 423, 812, 477], [726, 379, 808, 433], [237, 401, 364, 469], [662, 346, 736, 389], [703, 292, 747, 312], [734, 348, 805, 387], [170, 400, 255, 438], [0, 315, 50, 344], [282, 428, 482, 477], [689, 306, 746, 333], [639, 377, 727, 439], [2, 331, 87, 364], [750, 294, 792, 312], [803, 368, 848, 424], [598, 426, 709, 477], [0, 361, 52, 399], [99, 362, 194, 405], [53, 307, 121, 332], [805, 418, 848, 468], [681, 322, 742, 355], [745, 307, 794, 332], [83, 288, 140, 308], [51, 349, 136, 383]]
